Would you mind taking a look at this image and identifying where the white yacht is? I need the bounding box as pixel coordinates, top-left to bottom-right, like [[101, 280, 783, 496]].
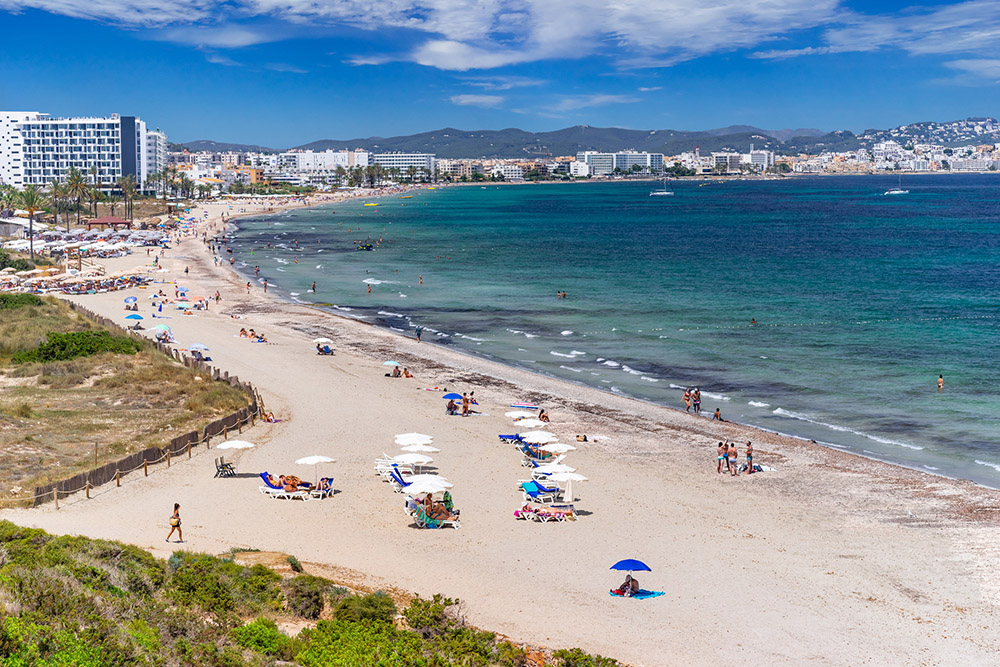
[[884, 175, 909, 195], [649, 179, 674, 196]]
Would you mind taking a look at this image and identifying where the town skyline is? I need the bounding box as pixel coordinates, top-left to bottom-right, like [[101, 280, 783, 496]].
[[2, 1, 999, 146]]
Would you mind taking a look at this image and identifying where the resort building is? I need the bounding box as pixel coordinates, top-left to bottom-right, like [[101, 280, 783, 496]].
[[145, 130, 168, 183], [614, 151, 664, 171], [576, 151, 615, 176], [0, 111, 162, 189], [372, 152, 436, 174]]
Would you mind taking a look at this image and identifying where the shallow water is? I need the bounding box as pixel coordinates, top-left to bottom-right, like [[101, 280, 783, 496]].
[[227, 176, 1000, 487]]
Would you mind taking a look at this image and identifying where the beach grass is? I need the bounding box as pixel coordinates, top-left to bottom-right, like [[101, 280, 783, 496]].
[[0, 297, 248, 499]]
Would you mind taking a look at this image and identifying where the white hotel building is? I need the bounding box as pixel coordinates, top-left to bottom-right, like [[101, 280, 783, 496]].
[[0, 111, 165, 189], [372, 152, 436, 174]]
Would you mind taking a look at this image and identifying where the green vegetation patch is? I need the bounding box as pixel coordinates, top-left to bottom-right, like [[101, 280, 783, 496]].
[[0, 293, 43, 310], [0, 521, 620, 666], [13, 330, 143, 364]]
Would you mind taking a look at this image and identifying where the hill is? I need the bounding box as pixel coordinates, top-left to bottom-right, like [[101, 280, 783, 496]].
[[174, 117, 997, 157]]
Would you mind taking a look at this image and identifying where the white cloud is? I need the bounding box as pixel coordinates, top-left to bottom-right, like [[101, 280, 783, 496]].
[[5, 0, 1000, 79], [450, 94, 504, 108], [461, 75, 547, 90], [265, 62, 307, 73], [938, 58, 1000, 84], [550, 94, 640, 112], [206, 53, 241, 66], [637, 86, 663, 92]]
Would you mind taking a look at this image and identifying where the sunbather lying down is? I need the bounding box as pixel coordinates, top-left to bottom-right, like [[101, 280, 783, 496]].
[[265, 474, 313, 492], [612, 574, 641, 597]]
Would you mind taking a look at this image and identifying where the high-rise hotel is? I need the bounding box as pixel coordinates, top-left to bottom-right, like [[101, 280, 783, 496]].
[[0, 111, 167, 190]]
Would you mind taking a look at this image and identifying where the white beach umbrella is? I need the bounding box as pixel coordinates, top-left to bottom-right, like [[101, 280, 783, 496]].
[[296, 454, 336, 483], [394, 432, 433, 446], [515, 418, 546, 428], [505, 410, 535, 419], [539, 443, 577, 454], [404, 478, 452, 495], [313, 337, 333, 344], [393, 453, 433, 465], [534, 462, 576, 474], [406, 474, 452, 487], [217, 440, 256, 449], [547, 471, 588, 503], [522, 433, 559, 445], [400, 443, 440, 453], [520, 431, 556, 439]]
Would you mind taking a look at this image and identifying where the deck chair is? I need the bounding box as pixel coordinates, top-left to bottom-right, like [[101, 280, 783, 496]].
[[214, 457, 236, 477], [409, 503, 460, 529], [310, 477, 334, 499], [387, 466, 412, 492], [520, 481, 556, 504]]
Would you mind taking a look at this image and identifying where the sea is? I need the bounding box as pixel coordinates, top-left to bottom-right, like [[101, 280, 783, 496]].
[[225, 175, 1000, 488]]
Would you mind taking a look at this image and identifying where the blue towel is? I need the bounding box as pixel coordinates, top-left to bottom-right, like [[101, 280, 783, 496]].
[[609, 590, 665, 600]]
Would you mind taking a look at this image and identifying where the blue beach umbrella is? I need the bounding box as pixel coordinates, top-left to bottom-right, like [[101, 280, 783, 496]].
[[177, 286, 190, 293], [382, 360, 400, 366], [125, 314, 143, 320], [442, 392, 462, 400], [610, 559, 651, 573], [123, 296, 137, 304], [188, 343, 209, 351]]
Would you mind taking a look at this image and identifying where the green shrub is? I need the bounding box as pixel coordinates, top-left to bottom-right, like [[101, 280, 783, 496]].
[[553, 647, 620, 667], [284, 575, 327, 620], [0, 400, 34, 418], [0, 616, 107, 666], [0, 293, 42, 310], [232, 617, 288, 655], [403, 593, 455, 638], [287, 555, 303, 572], [13, 330, 142, 364], [0, 250, 33, 272], [295, 619, 424, 666], [333, 592, 397, 624]]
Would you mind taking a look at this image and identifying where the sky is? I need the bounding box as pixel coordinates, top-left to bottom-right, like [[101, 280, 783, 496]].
[[0, 0, 998, 147]]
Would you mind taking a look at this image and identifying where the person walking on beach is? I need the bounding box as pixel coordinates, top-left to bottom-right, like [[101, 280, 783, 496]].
[[746, 441, 754, 474], [728, 442, 739, 476], [692, 388, 701, 415], [683, 388, 692, 413], [311, 281, 316, 293], [938, 375, 944, 391], [718, 442, 727, 474], [461, 392, 470, 417], [263, 279, 267, 293], [246, 282, 251, 294], [166, 503, 183, 543], [415, 326, 423, 342]]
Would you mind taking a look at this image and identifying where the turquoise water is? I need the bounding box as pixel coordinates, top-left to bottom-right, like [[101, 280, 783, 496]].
[[227, 176, 1000, 487]]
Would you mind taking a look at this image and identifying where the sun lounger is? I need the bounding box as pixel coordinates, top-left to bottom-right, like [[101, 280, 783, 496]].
[[214, 457, 236, 478], [406, 501, 460, 529], [258, 472, 309, 500], [498, 434, 524, 443], [310, 477, 335, 499], [513, 503, 576, 523], [387, 466, 413, 492], [520, 481, 556, 504]]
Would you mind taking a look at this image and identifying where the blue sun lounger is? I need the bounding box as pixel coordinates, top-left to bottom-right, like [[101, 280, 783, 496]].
[[388, 466, 412, 492], [520, 481, 556, 504]]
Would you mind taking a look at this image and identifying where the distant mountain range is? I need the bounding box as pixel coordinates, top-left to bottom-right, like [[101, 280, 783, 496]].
[[171, 117, 998, 158]]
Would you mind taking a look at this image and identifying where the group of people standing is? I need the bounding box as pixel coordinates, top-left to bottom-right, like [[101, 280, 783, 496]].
[[717, 441, 753, 476], [682, 387, 702, 415]]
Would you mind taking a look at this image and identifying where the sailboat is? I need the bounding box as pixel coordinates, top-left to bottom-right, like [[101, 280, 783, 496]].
[[649, 178, 674, 197], [884, 174, 909, 195]]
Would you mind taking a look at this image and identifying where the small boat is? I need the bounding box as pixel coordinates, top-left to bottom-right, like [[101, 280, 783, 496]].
[[399, 195, 413, 199], [364, 202, 379, 206], [884, 175, 909, 195], [649, 178, 674, 197]]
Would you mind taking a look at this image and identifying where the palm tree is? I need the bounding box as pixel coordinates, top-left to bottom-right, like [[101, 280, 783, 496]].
[[17, 185, 44, 260], [117, 175, 137, 220], [107, 195, 120, 217], [65, 167, 87, 226], [197, 184, 212, 200], [88, 165, 101, 215], [47, 180, 68, 232]]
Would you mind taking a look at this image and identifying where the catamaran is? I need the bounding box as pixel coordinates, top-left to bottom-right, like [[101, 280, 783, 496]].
[[649, 178, 674, 196], [884, 175, 909, 195]]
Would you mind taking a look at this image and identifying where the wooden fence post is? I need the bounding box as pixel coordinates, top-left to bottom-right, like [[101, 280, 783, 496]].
[[187, 441, 192, 459], [86, 482, 90, 500], [167, 450, 171, 467], [116, 470, 120, 487], [53, 488, 59, 510], [224, 425, 228, 439], [238, 418, 242, 434], [144, 459, 148, 476]]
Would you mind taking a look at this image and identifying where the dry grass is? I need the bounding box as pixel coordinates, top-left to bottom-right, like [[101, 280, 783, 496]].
[[0, 298, 249, 498]]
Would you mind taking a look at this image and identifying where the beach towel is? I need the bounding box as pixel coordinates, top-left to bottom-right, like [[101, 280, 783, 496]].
[[510, 404, 538, 409], [610, 590, 665, 600]]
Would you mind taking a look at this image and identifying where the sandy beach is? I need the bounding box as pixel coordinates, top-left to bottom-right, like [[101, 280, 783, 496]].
[[5, 195, 1000, 666]]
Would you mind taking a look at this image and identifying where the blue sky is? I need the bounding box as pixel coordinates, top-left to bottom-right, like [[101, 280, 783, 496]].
[[1, 0, 998, 147]]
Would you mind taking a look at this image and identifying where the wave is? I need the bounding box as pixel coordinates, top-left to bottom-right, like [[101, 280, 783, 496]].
[[561, 330, 574, 336], [377, 310, 405, 318], [620, 365, 644, 376], [639, 376, 659, 382], [559, 365, 583, 373], [316, 264, 323, 269], [363, 278, 397, 285], [290, 292, 301, 296], [772, 408, 923, 450], [550, 351, 578, 359], [748, 401, 770, 407], [276, 268, 286, 272], [974, 459, 1000, 473]]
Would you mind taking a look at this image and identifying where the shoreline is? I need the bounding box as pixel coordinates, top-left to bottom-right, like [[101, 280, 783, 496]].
[[4, 194, 1000, 665], [223, 194, 1000, 492]]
